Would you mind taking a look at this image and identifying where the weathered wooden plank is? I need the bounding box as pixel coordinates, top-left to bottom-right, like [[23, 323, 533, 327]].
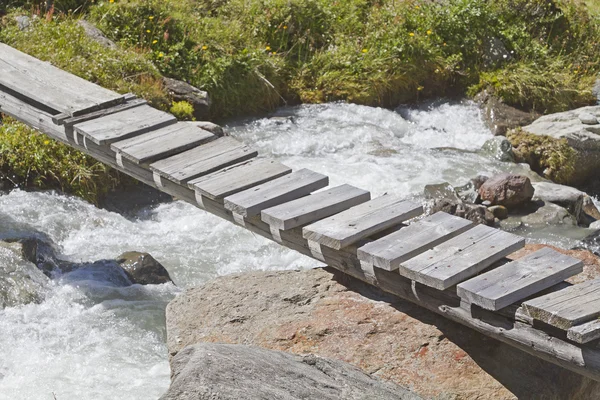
[[73, 105, 176, 145], [150, 137, 257, 184], [0, 43, 125, 115], [223, 169, 329, 218], [302, 195, 423, 250], [457, 248, 583, 311], [357, 212, 475, 271], [521, 279, 600, 330], [568, 319, 600, 344], [261, 184, 371, 231], [398, 225, 525, 290], [60, 97, 146, 127], [111, 122, 216, 164], [190, 159, 292, 200]]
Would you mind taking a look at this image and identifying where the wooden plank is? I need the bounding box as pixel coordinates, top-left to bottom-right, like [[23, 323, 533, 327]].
[[521, 279, 600, 330], [398, 225, 525, 290], [60, 97, 146, 127], [261, 184, 371, 231], [150, 137, 257, 184], [190, 159, 292, 200], [73, 105, 177, 145], [457, 248, 583, 311], [568, 319, 600, 344], [0, 43, 125, 116], [357, 212, 475, 271], [223, 169, 329, 218], [111, 122, 216, 164], [302, 195, 423, 250]]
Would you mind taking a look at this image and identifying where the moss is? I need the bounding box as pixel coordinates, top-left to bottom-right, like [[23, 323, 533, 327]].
[[0, 118, 131, 204], [507, 128, 577, 183], [170, 101, 195, 121]]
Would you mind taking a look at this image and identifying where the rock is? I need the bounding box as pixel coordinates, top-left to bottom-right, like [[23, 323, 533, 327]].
[[15, 15, 30, 31], [423, 182, 461, 203], [0, 241, 49, 308], [476, 91, 538, 136], [60, 260, 133, 287], [425, 183, 494, 225], [521, 105, 600, 186], [472, 175, 489, 190], [163, 77, 210, 120], [116, 251, 173, 285], [478, 173, 534, 208], [579, 112, 598, 125], [482, 200, 492, 206], [480, 136, 515, 162], [521, 201, 577, 227], [590, 220, 600, 230], [185, 121, 225, 137], [532, 182, 585, 225], [99, 182, 173, 216], [488, 205, 508, 220], [583, 196, 600, 221], [160, 343, 420, 400], [455, 180, 479, 204], [166, 268, 600, 399], [77, 20, 116, 49]]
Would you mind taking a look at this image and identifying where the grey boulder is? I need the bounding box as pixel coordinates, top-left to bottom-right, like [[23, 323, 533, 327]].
[[160, 343, 420, 400], [532, 182, 585, 224]]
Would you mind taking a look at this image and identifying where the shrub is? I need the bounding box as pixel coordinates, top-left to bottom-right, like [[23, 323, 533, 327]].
[[170, 101, 195, 120]]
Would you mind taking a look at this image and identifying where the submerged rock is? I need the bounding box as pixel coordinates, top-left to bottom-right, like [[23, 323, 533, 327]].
[[160, 343, 419, 400], [478, 173, 534, 208], [166, 268, 600, 399], [116, 251, 173, 285], [480, 136, 515, 162]]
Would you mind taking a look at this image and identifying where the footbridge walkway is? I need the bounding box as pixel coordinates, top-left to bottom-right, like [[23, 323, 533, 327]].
[[2, 43, 600, 381]]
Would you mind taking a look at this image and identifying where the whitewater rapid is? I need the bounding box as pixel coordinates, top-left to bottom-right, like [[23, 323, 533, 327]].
[[0, 101, 584, 399]]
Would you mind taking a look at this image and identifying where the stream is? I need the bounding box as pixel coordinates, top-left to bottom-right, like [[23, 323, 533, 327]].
[[0, 100, 597, 399]]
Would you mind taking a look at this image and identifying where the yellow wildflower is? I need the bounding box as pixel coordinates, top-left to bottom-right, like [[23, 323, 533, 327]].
[[109, 0, 114, 3], [43, 140, 50, 145], [417, 85, 424, 91], [426, 30, 432, 35], [272, 51, 277, 55], [409, 32, 414, 37], [146, 30, 151, 33], [362, 48, 368, 53], [266, 45, 271, 51], [202, 45, 208, 50], [283, 25, 288, 30], [152, 40, 158, 44], [149, 16, 154, 20], [158, 52, 164, 58]]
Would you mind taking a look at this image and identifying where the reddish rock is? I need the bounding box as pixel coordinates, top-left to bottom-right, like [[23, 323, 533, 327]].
[[166, 267, 600, 400], [478, 173, 534, 208]]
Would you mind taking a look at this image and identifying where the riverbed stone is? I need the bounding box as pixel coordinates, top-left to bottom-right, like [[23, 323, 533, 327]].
[[165, 267, 600, 399], [480, 136, 515, 162], [476, 91, 538, 136], [579, 112, 598, 125], [478, 173, 534, 208], [160, 343, 420, 400], [583, 196, 600, 221], [532, 182, 585, 224], [521, 201, 577, 227], [0, 241, 49, 308], [488, 205, 508, 220], [116, 251, 173, 285]]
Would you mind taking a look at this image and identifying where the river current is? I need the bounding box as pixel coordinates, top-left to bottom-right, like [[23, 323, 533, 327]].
[[0, 101, 593, 399]]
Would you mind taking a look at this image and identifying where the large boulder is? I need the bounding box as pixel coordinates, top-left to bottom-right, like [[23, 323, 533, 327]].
[[520, 105, 600, 186], [163, 77, 210, 120], [476, 91, 539, 136], [77, 20, 116, 49], [478, 173, 534, 208], [166, 268, 600, 399], [0, 241, 49, 308], [521, 201, 577, 227], [160, 343, 420, 400], [116, 251, 173, 285]]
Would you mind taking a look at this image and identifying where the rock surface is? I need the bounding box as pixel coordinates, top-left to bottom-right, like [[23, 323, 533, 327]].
[[160, 343, 420, 400], [166, 268, 600, 400], [0, 241, 49, 308], [480, 136, 515, 162], [476, 91, 538, 136], [520, 201, 577, 227], [163, 77, 210, 120], [116, 251, 173, 285], [532, 182, 585, 224], [522, 105, 600, 186], [77, 20, 116, 49], [478, 173, 534, 208]]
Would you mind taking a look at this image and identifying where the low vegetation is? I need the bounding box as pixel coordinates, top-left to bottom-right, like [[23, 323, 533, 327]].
[[0, 0, 599, 201]]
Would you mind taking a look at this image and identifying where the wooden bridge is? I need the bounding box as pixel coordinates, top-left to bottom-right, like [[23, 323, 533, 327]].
[[2, 43, 600, 381]]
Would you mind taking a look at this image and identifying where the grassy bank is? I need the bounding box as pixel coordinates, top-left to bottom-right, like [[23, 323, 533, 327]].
[[1, 0, 599, 201]]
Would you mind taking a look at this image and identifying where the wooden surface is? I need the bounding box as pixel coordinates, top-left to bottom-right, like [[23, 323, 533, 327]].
[[568, 319, 600, 343], [190, 159, 292, 200], [150, 137, 257, 184], [457, 247, 583, 311], [61, 97, 146, 127], [111, 122, 216, 164], [399, 225, 525, 290], [303, 195, 423, 250], [0, 43, 125, 116], [522, 279, 600, 330], [357, 212, 474, 271], [74, 105, 177, 145], [261, 184, 371, 231], [224, 169, 328, 218]]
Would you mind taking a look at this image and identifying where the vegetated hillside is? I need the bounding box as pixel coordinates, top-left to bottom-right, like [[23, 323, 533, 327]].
[[0, 0, 599, 201]]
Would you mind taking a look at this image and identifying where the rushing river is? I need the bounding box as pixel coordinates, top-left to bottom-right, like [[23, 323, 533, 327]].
[[0, 101, 595, 399]]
